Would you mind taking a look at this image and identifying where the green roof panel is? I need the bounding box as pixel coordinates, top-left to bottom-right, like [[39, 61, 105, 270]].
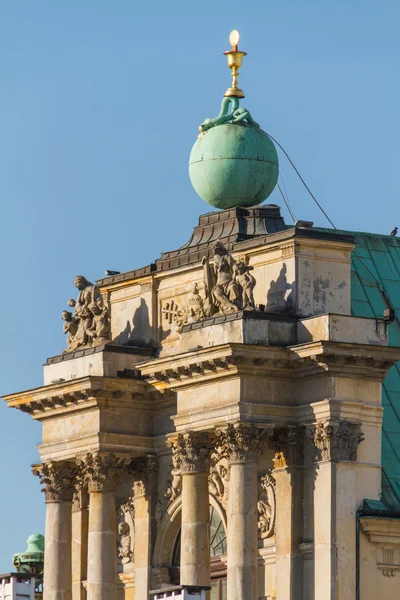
[[340, 231, 400, 507]]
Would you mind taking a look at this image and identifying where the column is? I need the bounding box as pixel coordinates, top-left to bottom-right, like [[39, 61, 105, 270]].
[[217, 423, 261, 600], [132, 456, 158, 600], [33, 461, 76, 600], [72, 488, 89, 600], [170, 431, 212, 587], [270, 427, 304, 600], [312, 420, 364, 600], [80, 453, 121, 600]]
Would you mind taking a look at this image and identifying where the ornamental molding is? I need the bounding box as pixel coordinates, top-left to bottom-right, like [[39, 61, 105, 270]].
[[312, 420, 364, 462], [270, 426, 304, 468], [215, 423, 264, 464], [168, 431, 213, 473], [32, 461, 77, 503], [76, 452, 129, 493], [361, 517, 400, 577]]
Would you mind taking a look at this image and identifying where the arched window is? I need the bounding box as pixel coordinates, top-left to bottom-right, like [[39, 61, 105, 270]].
[[171, 506, 227, 600]]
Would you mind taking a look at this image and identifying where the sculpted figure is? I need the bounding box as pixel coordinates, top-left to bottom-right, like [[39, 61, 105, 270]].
[[87, 299, 110, 342], [62, 310, 79, 352], [117, 522, 133, 565], [199, 97, 260, 133], [206, 241, 241, 313], [236, 260, 256, 310], [62, 275, 111, 352]]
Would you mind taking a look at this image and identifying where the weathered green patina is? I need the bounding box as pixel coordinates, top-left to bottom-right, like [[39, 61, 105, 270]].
[[189, 97, 279, 210], [13, 534, 44, 581], [199, 97, 260, 132]]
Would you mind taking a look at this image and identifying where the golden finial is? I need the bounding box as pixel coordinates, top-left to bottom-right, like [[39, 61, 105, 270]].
[[223, 30, 247, 99]]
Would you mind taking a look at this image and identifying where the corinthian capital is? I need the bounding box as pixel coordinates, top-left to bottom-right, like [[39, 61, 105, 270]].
[[313, 420, 364, 462], [216, 423, 263, 464], [131, 455, 158, 497], [77, 452, 127, 492], [168, 431, 212, 473], [270, 426, 304, 468], [32, 461, 76, 502]]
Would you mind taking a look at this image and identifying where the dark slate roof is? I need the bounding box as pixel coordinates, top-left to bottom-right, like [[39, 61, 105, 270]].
[[320, 229, 400, 507]]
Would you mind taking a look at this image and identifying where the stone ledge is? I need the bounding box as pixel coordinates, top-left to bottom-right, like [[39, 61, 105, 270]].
[[45, 342, 154, 365], [180, 310, 295, 333]]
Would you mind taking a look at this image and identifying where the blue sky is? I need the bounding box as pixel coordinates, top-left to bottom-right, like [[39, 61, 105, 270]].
[[1, 0, 400, 571]]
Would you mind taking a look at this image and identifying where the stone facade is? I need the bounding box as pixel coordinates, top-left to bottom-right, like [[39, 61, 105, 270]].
[[3, 207, 400, 600]]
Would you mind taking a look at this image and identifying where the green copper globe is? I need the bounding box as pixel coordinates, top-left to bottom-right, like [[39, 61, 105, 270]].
[[189, 120, 279, 210]]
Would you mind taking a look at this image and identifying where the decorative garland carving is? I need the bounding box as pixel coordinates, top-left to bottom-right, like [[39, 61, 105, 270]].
[[209, 457, 229, 510], [257, 474, 276, 539], [32, 461, 76, 502], [164, 453, 182, 504], [117, 498, 135, 566]]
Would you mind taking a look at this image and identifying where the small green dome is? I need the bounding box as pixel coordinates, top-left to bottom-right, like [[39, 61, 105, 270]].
[[189, 122, 279, 210], [13, 534, 45, 573]]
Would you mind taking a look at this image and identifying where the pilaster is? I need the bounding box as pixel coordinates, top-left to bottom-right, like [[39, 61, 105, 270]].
[[270, 426, 304, 600]]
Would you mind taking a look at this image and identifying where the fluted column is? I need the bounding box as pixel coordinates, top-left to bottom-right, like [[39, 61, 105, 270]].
[[170, 431, 212, 587], [216, 423, 262, 600], [33, 462, 76, 600], [270, 427, 305, 600], [78, 453, 123, 600]]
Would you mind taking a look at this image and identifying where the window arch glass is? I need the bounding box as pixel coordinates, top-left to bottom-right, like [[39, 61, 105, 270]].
[[172, 505, 227, 566]]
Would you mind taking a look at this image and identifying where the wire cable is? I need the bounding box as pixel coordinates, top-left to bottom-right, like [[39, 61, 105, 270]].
[[264, 128, 394, 313], [262, 128, 337, 229], [277, 181, 296, 223]]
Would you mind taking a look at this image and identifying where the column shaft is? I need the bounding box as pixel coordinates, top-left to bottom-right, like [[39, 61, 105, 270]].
[[314, 461, 357, 600], [72, 492, 89, 600], [87, 490, 117, 600], [44, 500, 73, 600], [134, 494, 154, 599], [274, 467, 303, 600], [181, 471, 210, 586], [227, 461, 258, 600]]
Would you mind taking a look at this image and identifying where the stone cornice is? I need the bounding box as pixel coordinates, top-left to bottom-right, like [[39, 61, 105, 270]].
[[2, 376, 156, 419], [141, 344, 295, 392], [290, 341, 400, 380], [361, 517, 400, 545]]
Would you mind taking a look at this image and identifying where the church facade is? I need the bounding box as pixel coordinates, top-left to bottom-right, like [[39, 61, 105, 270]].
[[3, 32, 400, 600]]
